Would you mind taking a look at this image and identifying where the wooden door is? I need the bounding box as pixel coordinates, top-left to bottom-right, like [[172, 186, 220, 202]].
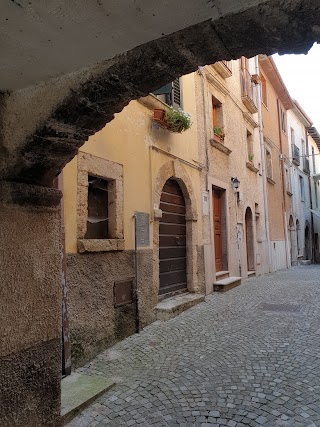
[[159, 179, 187, 296], [213, 189, 223, 272]]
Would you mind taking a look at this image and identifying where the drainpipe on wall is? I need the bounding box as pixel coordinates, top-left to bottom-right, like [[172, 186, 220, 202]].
[[255, 56, 271, 273], [198, 66, 209, 192], [57, 174, 71, 376], [276, 98, 291, 269], [133, 213, 141, 333]]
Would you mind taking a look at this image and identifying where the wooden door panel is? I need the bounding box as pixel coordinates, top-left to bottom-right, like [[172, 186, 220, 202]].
[[159, 179, 187, 296], [213, 189, 223, 272]]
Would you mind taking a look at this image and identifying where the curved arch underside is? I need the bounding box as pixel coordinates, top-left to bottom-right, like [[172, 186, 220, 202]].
[[1, 0, 320, 186]]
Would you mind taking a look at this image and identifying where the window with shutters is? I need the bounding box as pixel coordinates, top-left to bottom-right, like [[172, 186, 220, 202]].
[[153, 78, 181, 110]]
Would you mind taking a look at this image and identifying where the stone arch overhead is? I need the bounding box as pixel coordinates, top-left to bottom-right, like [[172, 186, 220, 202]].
[[3, 0, 320, 186], [154, 159, 198, 222]]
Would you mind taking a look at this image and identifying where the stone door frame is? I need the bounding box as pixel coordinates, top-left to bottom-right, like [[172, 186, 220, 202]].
[[152, 160, 198, 305]]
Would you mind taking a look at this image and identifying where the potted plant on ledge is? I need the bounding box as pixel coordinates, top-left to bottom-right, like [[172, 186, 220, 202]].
[[153, 107, 192, 133], [213, 126, 225, 143]]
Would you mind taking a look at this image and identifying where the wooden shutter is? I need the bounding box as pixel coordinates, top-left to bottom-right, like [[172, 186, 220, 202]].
[[172, 78, 181, 109], [153, 83, 172, 96]]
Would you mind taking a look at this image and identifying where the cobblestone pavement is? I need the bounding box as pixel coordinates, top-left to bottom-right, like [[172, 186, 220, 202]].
[[67, 266, 320, 427]]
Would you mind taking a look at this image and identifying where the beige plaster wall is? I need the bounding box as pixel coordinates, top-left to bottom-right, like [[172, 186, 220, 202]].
[[63, 73, 203, 254], [195, 59, 268, 281], [62, 73, 205, 365]]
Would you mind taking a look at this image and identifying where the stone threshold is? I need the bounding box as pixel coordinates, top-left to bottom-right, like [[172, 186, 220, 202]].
[[216, 270, 230, 280], [213, 276, 241, 293], [247, 271, 256, 277], [155, 293, 205, 321], [61, 372, 115, 425]]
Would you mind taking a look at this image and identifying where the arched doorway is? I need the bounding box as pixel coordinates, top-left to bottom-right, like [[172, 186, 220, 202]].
[[245, 207, 255, 272], [296, 219, 300, 256], [159, 178, 187, 297], [305, 223, 310, 260], [289, 215, 295, 264]]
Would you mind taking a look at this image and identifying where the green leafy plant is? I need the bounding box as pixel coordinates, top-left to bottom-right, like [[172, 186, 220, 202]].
[[213, 126, 225, 140], [248, 153, 254, 162], [164, 108, 192, 133]]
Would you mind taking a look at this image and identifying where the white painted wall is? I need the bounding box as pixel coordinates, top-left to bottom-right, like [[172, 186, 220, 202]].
[[287, 109, 312, 261], [308, 135, 320, 262]]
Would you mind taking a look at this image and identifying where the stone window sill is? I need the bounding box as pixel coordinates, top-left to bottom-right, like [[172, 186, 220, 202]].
[[209, 138, 232, 155], [78, 239, 125, 253], [246, 161, 259, 173], [267, 177, 276, 185]]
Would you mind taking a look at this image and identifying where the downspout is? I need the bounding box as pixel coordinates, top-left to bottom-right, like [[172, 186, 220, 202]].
[[133, 213, 140, 333], [58, 173, 71, 376], [255, 57, 271, 273], [276, 98, 291, 269], [198, 66, 209, 191]]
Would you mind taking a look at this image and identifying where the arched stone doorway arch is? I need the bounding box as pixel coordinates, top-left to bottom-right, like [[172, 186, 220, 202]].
[[288, 215, 296, 264], [245, 207, 255, 272], [159, 178, 187, 297], [296, 219, 300, 256], [305, 222, 311, 260], [153, 160, 199, 303]]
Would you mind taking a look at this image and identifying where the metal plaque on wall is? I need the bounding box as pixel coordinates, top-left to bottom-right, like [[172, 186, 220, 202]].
[[114, 279, 133, 307], [135, 212, 150, 247]]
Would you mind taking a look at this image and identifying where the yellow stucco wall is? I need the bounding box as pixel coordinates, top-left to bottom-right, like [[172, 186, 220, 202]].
[[63, 73, 203, 253]]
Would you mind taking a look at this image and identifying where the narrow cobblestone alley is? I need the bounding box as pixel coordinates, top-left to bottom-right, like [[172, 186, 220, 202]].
[[67, 266, 320, 427]]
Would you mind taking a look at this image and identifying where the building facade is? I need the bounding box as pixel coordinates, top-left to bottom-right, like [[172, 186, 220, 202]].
[[61, 55, 316, 371], [259, 55, 294, 271], [62, 73, 206, 367], [287, 102, 313, 264]]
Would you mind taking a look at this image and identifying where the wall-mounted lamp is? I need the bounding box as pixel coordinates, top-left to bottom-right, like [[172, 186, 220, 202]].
[[231, 177, 240, 191]]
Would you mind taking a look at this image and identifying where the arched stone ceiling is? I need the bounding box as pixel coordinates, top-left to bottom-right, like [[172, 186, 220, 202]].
[[0, 0, 319, 186]]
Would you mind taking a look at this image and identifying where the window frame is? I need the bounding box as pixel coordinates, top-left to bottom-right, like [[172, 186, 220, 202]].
[[265, 146, 273, 181], [299, 175, 305, 202], [260, 73, 268, 107], [153, 78, 182, 110], [280, 108, 286, 134], [77, 152, 124, 252]]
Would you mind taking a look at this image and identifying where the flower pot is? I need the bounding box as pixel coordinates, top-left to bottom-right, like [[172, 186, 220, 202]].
[[213, 133, 224, 143], [153, 109, 166, 121]]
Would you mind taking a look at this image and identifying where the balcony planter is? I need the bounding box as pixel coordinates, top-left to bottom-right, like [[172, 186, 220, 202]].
[[153, 107, 192, 133]]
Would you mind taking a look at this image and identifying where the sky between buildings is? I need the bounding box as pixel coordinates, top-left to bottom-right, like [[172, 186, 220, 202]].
[[273, 42, 320, 130]]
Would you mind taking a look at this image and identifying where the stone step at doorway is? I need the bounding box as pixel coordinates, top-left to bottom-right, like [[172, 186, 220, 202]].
[[155, 293, 205, 321], [213, 276, 241, 293], [215, 270, 230, 281]]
